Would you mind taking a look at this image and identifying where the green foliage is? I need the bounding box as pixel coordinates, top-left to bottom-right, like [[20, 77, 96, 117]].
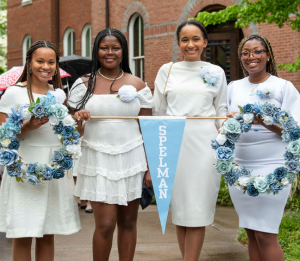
[[0, 66, 5, 74], [238, 211, 300, 260], [217, 176, 233, 206], [191, 0, 300, 72]]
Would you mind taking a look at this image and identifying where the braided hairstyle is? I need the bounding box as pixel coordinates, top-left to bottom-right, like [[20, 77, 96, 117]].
[[238, 35, 278, 77], [71, 28, 132, 110], [16, 40, 63, 103]]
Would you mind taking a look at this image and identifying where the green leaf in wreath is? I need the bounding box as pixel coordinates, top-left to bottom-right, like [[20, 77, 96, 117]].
[[28, 107, 33, 113], [30, 102, 35, 107], [238, 105, 244, 113], [16, 177, 24, 183], [116, 95, 120, 98], [36, 97, 40, 104]]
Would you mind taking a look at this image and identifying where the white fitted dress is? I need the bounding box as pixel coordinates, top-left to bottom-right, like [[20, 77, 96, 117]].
[[228, 76, 300, 233], [153, 61, 228, 226], [0, 85, 81, 238], [68, 78, 153, 205]]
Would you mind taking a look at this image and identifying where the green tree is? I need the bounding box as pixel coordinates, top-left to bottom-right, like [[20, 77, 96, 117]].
[[0, 0, 6, 72], [191, 0, 300, 72]]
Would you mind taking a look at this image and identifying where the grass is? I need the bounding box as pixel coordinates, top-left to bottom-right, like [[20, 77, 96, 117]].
[[238, 211, 300, 261]]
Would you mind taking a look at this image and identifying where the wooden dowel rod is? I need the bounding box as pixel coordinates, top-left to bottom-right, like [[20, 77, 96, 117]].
[[90, 116, 228, 119]]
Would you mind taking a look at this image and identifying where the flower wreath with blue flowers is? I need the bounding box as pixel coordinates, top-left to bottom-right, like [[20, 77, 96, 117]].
[[0, 89, 82, 185], [211, 102, 300, 197]]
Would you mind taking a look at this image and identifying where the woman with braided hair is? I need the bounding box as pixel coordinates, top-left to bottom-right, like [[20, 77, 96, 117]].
[[67, 28, 153, 261], [0, 40, 81, 261], [227, 35, 300, 261]]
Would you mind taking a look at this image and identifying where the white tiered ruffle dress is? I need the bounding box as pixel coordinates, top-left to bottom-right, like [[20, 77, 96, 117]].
[[68, 78, 153, 205], [228, 76, 300, 233], [0, 85, 81, 238]]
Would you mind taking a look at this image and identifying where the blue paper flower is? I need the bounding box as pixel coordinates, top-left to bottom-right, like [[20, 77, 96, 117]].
[[237, 166, 252, 177], [211, 139, 220, 150], [0, 150, 19, 166], [4, 123, 21, 138], [226, 133, 240, 143], [215, 147, 234, 160], [233, 113, 244, 123], [7, 162, 21, 177], [270, 183, 284, 194], [27, 162, 38, 175], [283, 151, 298, 161], [72, 131, 80, 139], [51, 151, 64, 163], [289, 128, 300, 141], [282, 118, 297, 132], [8, 138, 20, 150], [27, 174, 38, 185], [265, 173, 277, 185], [247, 184, 259, 197], [242, 104, 254, 113], [282, 132, 291, 142], [6, 108, 23, 128], [223, 140, 235, 150], [62, 126, 75, 138], [241, 123, 252, 133], [273, 167, 287, 181], [51, 104, 68, 120], [261, 103, 276, 116], [0, 125, 6, 140], [43, 166, 54, 180], [53, 122, 64, 134], [52, 168, 65, 179], [285, 161, 300, 174], [60, 156, 73, 170], [224, 168, 239, 186], [32, 103, 46, 119], [215, 160, 233, 174], [274, 110, 289, 124], [252, 102, 262, 116], [223, 119, 241, 134]]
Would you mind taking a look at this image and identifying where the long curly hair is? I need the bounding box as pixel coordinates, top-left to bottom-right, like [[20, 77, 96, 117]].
[[238, 35, 278, 77], [16, 40, 63, 102]]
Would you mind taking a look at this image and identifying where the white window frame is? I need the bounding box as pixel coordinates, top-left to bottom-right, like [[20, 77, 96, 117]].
[[21, 0, 32, 6], [22, 34, 32, 66], [129, 13, 144, 80], [81, 24, 92, 57], [63, 27, 75, 56]]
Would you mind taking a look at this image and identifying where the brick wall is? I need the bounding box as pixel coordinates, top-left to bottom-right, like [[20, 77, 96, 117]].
[[7, 0, 300, 91]]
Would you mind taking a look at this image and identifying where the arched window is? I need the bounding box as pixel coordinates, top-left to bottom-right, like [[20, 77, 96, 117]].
[[63, 28, 75, 56], [129, 13, 144, 80], [81, 24, 92, 57], [23, 34, 32, 65]]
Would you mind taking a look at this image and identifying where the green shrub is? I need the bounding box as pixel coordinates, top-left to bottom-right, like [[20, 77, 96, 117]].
[[217, 176, 233, 206]]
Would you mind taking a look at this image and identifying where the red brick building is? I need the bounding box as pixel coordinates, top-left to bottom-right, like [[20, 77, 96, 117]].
[[7, 0, 300, 90]]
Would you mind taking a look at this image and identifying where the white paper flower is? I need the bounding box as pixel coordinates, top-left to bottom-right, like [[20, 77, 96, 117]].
[[48, 89, 66, 104], [199, 66, 220, 87], [243, 113, 254, 124], [21, 107, 32, 120], [238, 176, 250, 187], [262, 115, 274, 125], [66, 144, 82, 159], [216, 134, 227, 145], [234, 182, 243, 190], [72, 151, 82, 159], [62, 115, 75, 127], [118, 85, 138, 103], [281, 178, 289, 186], [1, 138, 11, 148], [57, 134, 62, 140], [219, 127, 226, 134], [49, 116, 60, 126]]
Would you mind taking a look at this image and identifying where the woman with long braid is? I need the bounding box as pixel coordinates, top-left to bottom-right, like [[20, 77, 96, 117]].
[[227, 35, 300, 261], [0, 41, 80, 261], [68, 28, 153, 261]]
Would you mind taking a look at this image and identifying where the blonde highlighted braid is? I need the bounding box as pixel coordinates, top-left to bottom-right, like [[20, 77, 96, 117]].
[[16, 40, 63, 103], [238, 35, 278, 77]]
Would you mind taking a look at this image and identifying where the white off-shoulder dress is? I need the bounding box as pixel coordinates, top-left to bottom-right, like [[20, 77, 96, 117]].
[[0, 85, 81, 238], [68, 78, 153, 205], [228, 76, 300, 233], [153, 61, 228, 227]]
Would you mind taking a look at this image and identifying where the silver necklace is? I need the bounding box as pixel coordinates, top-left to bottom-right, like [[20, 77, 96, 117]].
[[98, 69, 124, 81]]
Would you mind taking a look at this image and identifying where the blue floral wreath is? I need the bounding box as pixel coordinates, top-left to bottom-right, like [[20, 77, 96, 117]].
[[0, 89, 82, 185], [211, 102, 300, 196]]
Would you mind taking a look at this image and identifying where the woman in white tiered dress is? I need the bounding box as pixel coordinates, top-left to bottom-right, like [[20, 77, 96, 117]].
[[153, 21, 228, 260], [0, 41, 80, 261], [227, 35, 300, 261], [68, 28, 152, 261]]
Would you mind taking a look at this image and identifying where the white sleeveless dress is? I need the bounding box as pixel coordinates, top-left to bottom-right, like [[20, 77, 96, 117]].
[[0, 85, 81, 238], [68, 78, 153, 205], [153, 61, 228, 227], [228, 76, 300, 233]]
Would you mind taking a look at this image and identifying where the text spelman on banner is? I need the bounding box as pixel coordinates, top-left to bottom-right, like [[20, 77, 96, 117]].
[[139, 116, 186, 234]]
